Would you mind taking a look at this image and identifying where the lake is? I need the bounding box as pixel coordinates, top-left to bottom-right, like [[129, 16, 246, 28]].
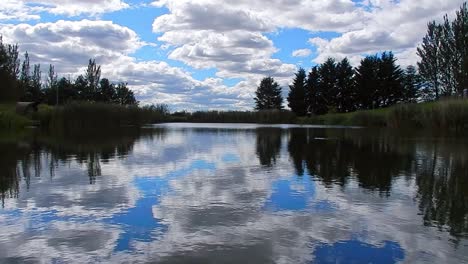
[[0, 123, 467, 263]]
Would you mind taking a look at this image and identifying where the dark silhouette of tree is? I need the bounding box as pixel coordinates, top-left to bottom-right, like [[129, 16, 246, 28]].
[[317, 58, 337, 113], [417, 3, 468, 99], [354, 52, 404, 109], [255, 128, 282, 167], [74, 75, 88, 100], [19, 52, 31, 101], [402, 65, 423, 103], [287, 68, 307, 116], [30, 64, 42, 101], [98, 78, 116, 103], [0, 36, 20, 102], [355, 55, 380, 109], [44, 64, 58, 105], [254, 77, 283, 110], [306, 66, 326, 115], [377, 52, 404, 107], [417, 22, 442, 99], [449, 3, 468, 96], [85, 59, 101, 100], [287, 128, 307, 176], [115, 82, 137, 105], [336, 58, 356, 113]]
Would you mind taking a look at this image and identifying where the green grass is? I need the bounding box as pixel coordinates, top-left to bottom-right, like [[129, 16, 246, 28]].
[[299, 99, 468, 131], [0, 104, 32, 131]]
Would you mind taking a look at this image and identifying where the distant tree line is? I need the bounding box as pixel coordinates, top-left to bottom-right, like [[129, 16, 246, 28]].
[[255, 3, 467, 116], [0, 38, 137, 106]]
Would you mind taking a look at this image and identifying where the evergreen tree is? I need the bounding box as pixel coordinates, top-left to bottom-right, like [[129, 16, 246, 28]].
[[354, 53, 404, 109], [318, 58, 337, 113], [355, 55, 380, 109], [287, 68, 307, 116], [335, 58, 355, 113], [402, 65, 422, 103], [254, 77, 283, 110], [306, 66, 326, 115], [377, 52, 404, 107]]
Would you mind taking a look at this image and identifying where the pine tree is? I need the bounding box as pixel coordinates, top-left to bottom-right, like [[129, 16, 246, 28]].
[[402, 65, 422, 103], [355, 55, 380, 109], [306, 66, 324, 115], [287, 68, 307, 116], [318, 58, 337, 113], [336, 58, 355, 113], [254, 77, 283, 110], [377, 52, 404, 107]]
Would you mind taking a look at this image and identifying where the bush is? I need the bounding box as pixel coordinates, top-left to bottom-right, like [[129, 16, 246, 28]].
[[0, 104, 31, 130]]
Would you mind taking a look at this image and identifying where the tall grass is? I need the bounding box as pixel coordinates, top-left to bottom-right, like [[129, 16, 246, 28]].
[[37, 102, 168, 132], [301, 99, 468, 131], [170, 110, 296, 124]]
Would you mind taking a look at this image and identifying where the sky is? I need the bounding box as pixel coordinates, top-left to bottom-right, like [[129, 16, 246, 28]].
[[0, 0, 464, 110]]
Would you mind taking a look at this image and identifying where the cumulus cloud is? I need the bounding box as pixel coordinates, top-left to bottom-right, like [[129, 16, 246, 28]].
[[292, 49, 312, 58], [2, 0, 464, 109], [1, 19, 259, 110], [0, 0, 43, 21], [308, 0, 462, 66], [0, 0, 129, 19], [0, 20, 142, 74]]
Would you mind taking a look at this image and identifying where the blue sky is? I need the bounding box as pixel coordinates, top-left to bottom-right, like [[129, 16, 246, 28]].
[[0, 0, 463, 110]]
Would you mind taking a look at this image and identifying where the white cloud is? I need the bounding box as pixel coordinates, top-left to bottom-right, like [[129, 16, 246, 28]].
[[0, 19, 260, 110], [27, 0, 130, 16], [292, 49, 312, 58], [0, 0, 43, 21], [2, 0, 465, 109], [308, 0, 462, 66], [0, 0, 129, 20]]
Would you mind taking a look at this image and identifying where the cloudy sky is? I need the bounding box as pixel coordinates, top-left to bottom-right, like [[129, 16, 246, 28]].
[[0, 0, 463, 110]]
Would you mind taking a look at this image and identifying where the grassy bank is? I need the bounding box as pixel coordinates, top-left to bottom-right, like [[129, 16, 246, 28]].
[[0, 104, 32, 131], [299, 99, 468, 130], [37, 102, 168, 132], [169, 110, 296, 124]]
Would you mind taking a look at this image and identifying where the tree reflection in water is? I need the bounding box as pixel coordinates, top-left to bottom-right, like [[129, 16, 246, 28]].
[[281, 128, 468, 238], [0, 128, 166, 204]]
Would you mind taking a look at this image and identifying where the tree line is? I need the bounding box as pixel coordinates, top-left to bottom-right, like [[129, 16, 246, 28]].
[[254, 3, 468, 116], [0, 38, 137, 106]]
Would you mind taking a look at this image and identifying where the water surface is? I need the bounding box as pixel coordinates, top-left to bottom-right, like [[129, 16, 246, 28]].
[[0, 123, 467, 263]]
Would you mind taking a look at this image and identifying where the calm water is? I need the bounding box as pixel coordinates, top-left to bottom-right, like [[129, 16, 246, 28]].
[[0, 123, 467, 263]]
